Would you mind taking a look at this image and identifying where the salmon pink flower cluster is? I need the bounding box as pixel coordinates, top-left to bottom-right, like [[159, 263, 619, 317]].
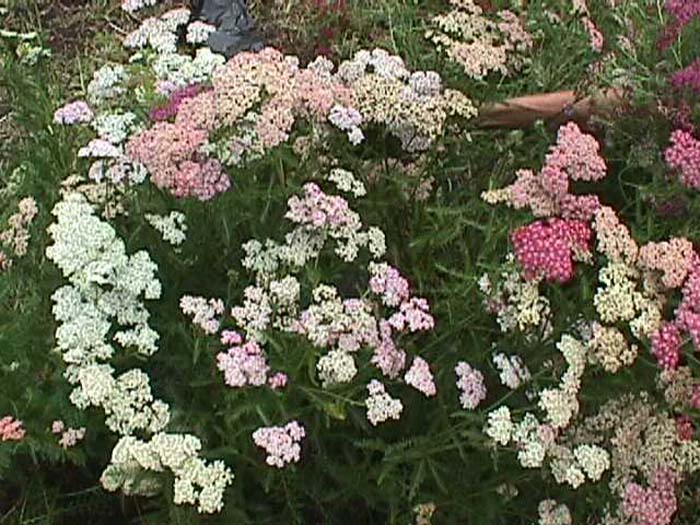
[[427, 0, 532, 79], [0, 416, 26, 442], [482, 122, 606, 220]]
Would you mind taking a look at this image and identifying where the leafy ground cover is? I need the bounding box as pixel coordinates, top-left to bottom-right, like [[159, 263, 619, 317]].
[[1, 0, 700, 524]]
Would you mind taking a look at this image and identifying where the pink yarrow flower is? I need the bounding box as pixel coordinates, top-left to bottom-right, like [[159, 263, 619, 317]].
[[369, 263, 410, 308], [404, 357, 436, 396], [665, 129, 700, 189], [388, 297, 435, 332], [511, 218, 592, 283], [53, 101, 94, 125], [623, 468, 679, 525], [252, 421, 305, 468], [217, 340, 270, 388], [651, 322, 683, 370], [0, 416, 26, 441], [455, 361, 487, 409]]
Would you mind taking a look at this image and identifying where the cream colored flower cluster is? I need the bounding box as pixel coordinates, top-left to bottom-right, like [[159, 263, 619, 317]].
[[146, 211, 187, 246], [102, 433, 233, 514], [335, 48, 477, 152], [426, 0, 533, 79], [0, 196, 38, 271], [46, 193, 232, 513], [478, 254, 552, 336], [567, 393, 700, 510]]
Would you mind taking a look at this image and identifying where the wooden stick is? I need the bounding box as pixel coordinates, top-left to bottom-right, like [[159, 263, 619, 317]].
[[475, 88, 625, 129]]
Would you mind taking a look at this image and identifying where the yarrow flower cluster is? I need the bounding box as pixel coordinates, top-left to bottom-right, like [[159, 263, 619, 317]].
[[186, 21, 216, 45], [87, 64, 128, 105], [149, 84, 205, 122], [455, 361, 486, 409], [53, 100, 94, 125], [404, 357, 437, 397], [669, 59, 700, 93], [664, 129, 700, 189], [0, 196, 38, 271], [128, 46, 475, 195], [102, 433, 233, 513], [51, 420, 86, 449], [216, 335, 271, 388], [180, 295, 225, 334], [124, 8, 192, 55], [146, 211, 187, 246], [0, 416, 26, 442], [365, 380, 404, 425], [426, 0, 533, 79], [252, 421, 305, 468], [45, 193, 231, 513], [537, 499, 572, 525], [478, 256, 552, 335], [622, 469, 679, 525], [121, 0, 159, 13], [482, 122, 607, 221], [511, 218, 592, 283], [493, 352, 531, 390], [659, 0, 700, 50]]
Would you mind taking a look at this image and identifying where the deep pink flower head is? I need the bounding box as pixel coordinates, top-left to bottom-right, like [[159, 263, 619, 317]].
[[150, 84, 206, 122], [676, 415, 695, 441], [665, 129, 700, 188], [0, 416, 26, 441], [659, 0, 700, 50], [511, 218, 592, 283], [670, 60, 700, 93], [623, 468, 679, 525], [651, 322, 682, 370]]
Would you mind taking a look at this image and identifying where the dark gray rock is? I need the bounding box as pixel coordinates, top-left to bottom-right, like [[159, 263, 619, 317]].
[[191, 0, 264, 58]]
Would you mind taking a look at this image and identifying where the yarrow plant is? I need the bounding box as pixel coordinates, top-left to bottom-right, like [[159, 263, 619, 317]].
[[426, 0, 533, 79], [481, 119, 700, 521], [13, 0, 700, 522], [45, 193, 232, 513], [206, 167, 437, 437]]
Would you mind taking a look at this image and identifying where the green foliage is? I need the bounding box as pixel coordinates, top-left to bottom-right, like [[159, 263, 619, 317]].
[[2, 0, 699, 523]]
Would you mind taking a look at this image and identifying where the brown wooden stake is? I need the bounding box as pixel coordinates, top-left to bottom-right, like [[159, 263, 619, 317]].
[[475, 88, 625, 129]]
